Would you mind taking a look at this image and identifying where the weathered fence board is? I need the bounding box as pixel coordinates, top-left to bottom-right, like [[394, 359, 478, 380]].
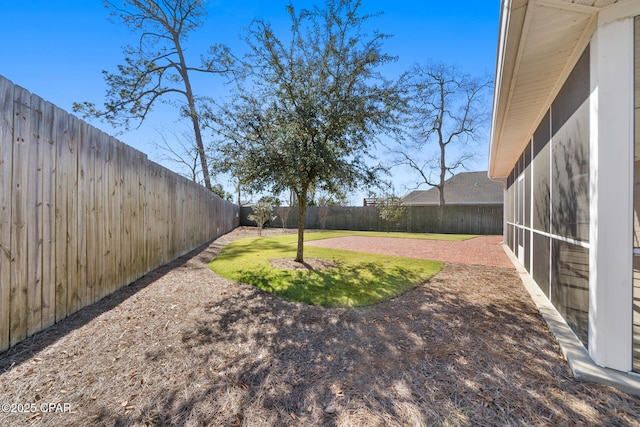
[[41, 101, 56, 330], [54, 105, 68, 323], [121, 145, 130, 286], [134, 150, 146, 282], [66, 114, 80, 317], [0, 78, 13, 351], [28, 93, 44, 337], [84, 124, 97, 307], [10, 85, 30, 346], [242, 204, 504, 235], [99, 132, 109, 301], [76, 118, 88, 311], [0, 75, 240, 353]]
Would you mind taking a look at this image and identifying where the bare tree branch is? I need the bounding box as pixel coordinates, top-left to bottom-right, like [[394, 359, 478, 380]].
[[391, 62, 492, 206], [153, 130, 200, 182], [73, 0, 236, 191]]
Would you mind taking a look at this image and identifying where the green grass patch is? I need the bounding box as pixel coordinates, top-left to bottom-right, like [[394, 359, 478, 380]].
[[210, 234, 443, 307]]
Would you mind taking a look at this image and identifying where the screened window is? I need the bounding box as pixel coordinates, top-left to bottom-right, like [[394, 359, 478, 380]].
[[533, 111, 551, 233]]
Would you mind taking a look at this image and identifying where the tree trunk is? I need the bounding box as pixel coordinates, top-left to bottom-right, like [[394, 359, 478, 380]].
[[438, 141, 446, 225], [175, 35, 213, 191], [183, 83, 212, 191], [437, 77, 446, 208], [295, 191, 307, 263], [190, 112, 213, 191], [439, 141, 446, 207]]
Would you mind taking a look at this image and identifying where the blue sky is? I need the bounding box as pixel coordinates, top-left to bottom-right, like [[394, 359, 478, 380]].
[[1, 0, 500, 204]]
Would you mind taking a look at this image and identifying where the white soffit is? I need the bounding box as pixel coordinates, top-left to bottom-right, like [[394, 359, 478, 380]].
[[489, 0, 619, 179]]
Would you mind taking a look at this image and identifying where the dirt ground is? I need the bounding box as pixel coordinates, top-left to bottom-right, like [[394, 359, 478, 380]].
[[1, 227, 639, 426]]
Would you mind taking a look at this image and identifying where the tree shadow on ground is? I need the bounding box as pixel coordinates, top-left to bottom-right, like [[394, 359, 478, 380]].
[[2, 228, 637, 426], [0, 239, 225, 374], [96, 263, 639, 426]]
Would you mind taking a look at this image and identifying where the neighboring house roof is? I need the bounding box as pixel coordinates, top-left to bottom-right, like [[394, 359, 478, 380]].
[[401, 171, 503, 205]]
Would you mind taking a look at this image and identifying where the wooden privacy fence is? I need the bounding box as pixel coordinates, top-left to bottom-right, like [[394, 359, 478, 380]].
[[242, 204, 503, 235], [0, 76, 239, 352]]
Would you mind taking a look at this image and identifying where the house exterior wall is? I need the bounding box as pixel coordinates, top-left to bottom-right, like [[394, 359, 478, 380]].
[[503, 4, 640, 373]]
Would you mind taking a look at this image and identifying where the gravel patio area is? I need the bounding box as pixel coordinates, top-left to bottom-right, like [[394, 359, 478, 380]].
[[0, 227, 638, 426]]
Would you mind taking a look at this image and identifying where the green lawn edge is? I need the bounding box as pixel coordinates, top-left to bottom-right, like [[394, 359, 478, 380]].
[[210, 234, 444, 307]]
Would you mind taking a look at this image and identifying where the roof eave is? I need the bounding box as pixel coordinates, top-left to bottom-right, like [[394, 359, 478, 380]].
[[489, 0, 526, 179], [489, 0, 599, 179]]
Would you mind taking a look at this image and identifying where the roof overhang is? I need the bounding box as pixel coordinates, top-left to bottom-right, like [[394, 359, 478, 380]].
[[488, 0, 619, 179]]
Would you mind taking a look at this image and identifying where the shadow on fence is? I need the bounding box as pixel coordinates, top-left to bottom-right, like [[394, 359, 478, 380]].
[[241, 204, 503, 235], [0, 240, 218, 374]]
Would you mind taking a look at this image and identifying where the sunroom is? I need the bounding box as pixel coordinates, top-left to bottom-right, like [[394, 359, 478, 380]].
[[489, 0, 640, 381]]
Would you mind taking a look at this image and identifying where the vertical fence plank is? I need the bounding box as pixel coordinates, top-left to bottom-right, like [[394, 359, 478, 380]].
[[40, 102, 56, 329], [150, 164, 161, 270], [167, 172, 176, 261], [94, 130, 107, 301], [144, 163, 153, 272], [103, 134, 114, 295], [153, 164, 161, 269], [161, 170, 167, 262], [66, 116, 80, 315], [85, 125, 97, 304], [112, 137, 122, 291], [135, 151, 146, 280], [112, 136, 120, 292], [27, 93, 44, 337], [120, 146, 130, 285], [143, 163, 152, 273], [122, 146, 133, 285], [162, 170, 168, 259], [77, 121, 89, 308], [159, 168, 168, 265], [10, 86, 30, 346], [113, 142, 123, 290], [177, 178, 185, 254], [54, 106, 69, 323], [0, 77, 14, 351], [128, 149, 137, 282], [161, 167, 169, 265]]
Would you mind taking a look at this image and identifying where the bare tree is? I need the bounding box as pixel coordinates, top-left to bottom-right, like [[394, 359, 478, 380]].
[[274, 205, 292, 231], [394, 62, 491, 206], [154, 131, 233, 200], [317, 191, 347, 229], [247, 197, 277, 236], [73, 0, 234, 191], [154, 131, 200, 183]]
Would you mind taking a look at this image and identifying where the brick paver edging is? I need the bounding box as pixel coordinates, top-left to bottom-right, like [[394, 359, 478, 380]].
[[305, 235, 514, 269]]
